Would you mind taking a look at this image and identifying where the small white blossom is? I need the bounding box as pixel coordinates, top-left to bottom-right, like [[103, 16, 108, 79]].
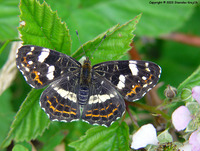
[[179, 143, 192, 151], [131, 124, 159, 149], [192, 86, 200, 105], [189, 129, 200, 151], [172, 106, 192, 131]]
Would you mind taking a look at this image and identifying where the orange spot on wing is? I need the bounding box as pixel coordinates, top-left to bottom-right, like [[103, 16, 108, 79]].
[[126, 84, 141, 96], [53, 96, 58, 103], [62, 110, 77, 115], [107, 107, 118, 117], [85, 113, 92, 117], [47, 100, 52, 105], [22, 57, 30, 67], [144, 75, 152, 83], [46, 96, 77, 115], [85, 104, 119, 119], [32, 70, 43, 85]]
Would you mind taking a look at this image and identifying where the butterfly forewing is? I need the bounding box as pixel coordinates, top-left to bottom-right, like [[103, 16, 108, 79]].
[[16, 45, 81, 89], [93, 60, 161, 101]]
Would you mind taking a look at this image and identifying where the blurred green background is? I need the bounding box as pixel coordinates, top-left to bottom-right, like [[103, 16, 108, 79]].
[[0, 0, 200, 150]]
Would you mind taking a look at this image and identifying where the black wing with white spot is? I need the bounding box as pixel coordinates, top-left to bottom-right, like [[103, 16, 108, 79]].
[[40, 72, 81, 122], [16, 45, 81, 89], [93, 60, 161, 102], [81, 75, 125, 127]]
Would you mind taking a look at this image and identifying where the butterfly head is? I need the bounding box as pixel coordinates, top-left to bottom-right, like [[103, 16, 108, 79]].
[[81, 57, 92, 84], [83, 57, 91, 66]]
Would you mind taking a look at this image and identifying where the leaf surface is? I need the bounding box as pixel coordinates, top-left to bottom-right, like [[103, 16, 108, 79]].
[[69, 122, 129, 151]]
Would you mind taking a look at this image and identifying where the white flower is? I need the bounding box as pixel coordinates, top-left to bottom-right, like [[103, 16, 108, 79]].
[[131, 124, 159, 149], [179, 143, 192, 151], [189, 129, 200, 151], [172, 106, 192, 131], [192, 86, 200, 105]]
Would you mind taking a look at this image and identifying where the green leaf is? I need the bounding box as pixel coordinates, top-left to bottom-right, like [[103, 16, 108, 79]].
[[185, 102, 200, 132], [180, 88, 193, 102], [186, 119, 198, 132], [1, 89, 50, 148], [157, 129, 173, 144], [0, 90, 15, 146], [178, 66, 200, 91], [69, 122, 129, 151], [39, 131, 65, 151], [178, 6, 200, 36], [186, 102, 200, 115], [18, 0, 71, 54], [178, 66, 200, 97], [13, 142, 32, 151], [57, 0, 195, 51], [73, 14, 141, 65], [0, 0, 19, 41], [37, 122, 67, 151], [62, 121, 93, 151], [12, 144, 29, 151], [36, 121, 92, 151]]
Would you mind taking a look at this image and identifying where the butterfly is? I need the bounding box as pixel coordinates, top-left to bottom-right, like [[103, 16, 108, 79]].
[[16, 45, 161, 126]]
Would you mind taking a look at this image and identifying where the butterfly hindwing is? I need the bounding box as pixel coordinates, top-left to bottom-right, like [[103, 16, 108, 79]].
[[81, 75, 125, 126], [40, 72, 81, 122], [16, 45, 81, 89], [93, 60, 161, 102]]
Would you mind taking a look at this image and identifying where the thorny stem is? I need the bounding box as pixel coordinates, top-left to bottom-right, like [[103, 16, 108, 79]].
[[127, 102, 171, 120], [126, 104, 139, 130], [161, 32, 200, 47]]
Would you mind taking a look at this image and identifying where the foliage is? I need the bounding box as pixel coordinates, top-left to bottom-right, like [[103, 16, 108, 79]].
[[69, 122, 129, 151], [0, 0, 199, 150]]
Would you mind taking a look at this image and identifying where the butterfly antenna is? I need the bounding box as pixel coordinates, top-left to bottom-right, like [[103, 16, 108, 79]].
[[76, 30, 86, 56], [91, 34, 107, 58]]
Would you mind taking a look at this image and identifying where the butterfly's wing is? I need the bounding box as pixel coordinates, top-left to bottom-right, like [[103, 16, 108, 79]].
[[16, 45, 81, 89], [40, 72, 81, 122], [81, 74, 125, 127], [93, 60, 161, 102]]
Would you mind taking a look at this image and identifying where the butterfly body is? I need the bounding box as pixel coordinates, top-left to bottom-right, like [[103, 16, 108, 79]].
[[16, 45, 161, 126], [78, 58, 91, 106]]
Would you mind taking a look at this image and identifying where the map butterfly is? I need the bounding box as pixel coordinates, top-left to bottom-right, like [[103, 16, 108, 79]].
[[16, 45, 161, 126]]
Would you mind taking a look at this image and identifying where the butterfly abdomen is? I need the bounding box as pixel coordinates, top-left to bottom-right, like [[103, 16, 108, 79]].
[[78, 85, 89, 105]]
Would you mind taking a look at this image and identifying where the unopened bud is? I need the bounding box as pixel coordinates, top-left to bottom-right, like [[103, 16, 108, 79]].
[[164, 85, 177, 99]]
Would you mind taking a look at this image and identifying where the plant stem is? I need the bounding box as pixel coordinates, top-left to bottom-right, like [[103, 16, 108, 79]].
[[126, 105, 139, 130], [129, 102, 171, 120]]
